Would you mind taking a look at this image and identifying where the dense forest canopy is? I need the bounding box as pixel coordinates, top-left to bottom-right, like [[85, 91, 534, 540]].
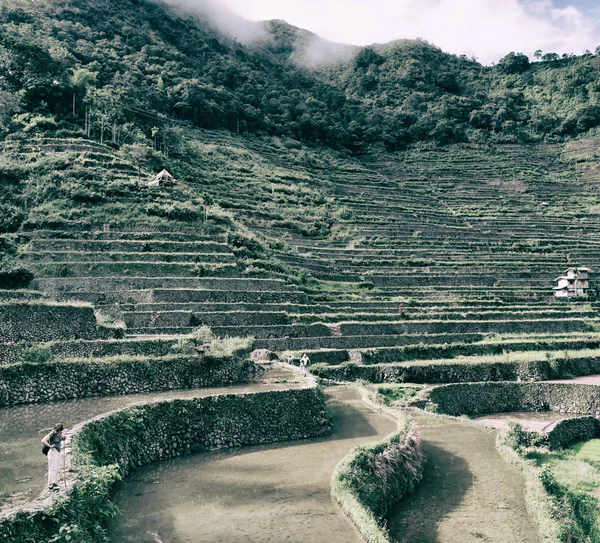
[[1, 0, 600, 152]]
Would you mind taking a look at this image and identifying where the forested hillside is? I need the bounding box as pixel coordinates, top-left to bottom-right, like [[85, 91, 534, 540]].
[[1, 0, 600, 155]]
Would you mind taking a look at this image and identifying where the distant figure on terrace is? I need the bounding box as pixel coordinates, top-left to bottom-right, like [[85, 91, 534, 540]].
[[42, 423, 66, 491], [398, 303, 407, 315], [299, 353, 311, 376]]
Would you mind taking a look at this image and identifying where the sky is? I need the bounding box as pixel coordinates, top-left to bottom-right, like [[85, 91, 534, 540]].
[[212, 0, 600, 64]]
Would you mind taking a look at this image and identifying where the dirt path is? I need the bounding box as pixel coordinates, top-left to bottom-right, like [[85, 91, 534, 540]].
[[473, 411, 582, 433], [107, 386, 397, 543], [387, 413, 540, 543], [546, 374, 600, 385]]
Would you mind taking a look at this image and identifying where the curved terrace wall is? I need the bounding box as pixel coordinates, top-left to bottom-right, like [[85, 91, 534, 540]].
[[0, 337, 176, 366], [0, 355, 250, 406], [332, 411, 424, 543], [0, 380, 331, 542]]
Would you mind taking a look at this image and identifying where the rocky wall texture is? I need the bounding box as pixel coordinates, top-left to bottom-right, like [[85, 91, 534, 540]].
[[0, 302, 119, 343], [418, 382, 600, 416], [0, 355, 245, 406], [547, 417, 599, 450]]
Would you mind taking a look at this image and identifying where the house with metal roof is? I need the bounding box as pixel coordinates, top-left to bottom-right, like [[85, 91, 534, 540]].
[[553, 267, 591, 298]]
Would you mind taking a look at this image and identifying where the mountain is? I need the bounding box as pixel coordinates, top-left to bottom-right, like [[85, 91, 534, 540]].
[[2, 0, 600, 157]]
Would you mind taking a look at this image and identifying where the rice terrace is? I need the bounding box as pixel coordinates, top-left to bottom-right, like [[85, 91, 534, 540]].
[[5, 0, 600, 542]]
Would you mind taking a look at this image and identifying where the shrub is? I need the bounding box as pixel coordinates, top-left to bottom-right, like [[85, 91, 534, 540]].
[[192, 325, 214, 344], [503, 421, 547, 452], [209, 336, 254, 358], [227, 233, 265, 259], [171, 338, 197, 355], [20, 344, 55, 364], [0, 204, 25, 233], [145, 202, 202, 222], [0, 261, 34, 289]]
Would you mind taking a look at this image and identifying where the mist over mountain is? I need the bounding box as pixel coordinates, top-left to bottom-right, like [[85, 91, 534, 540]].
[[154, 0, 355, 67]]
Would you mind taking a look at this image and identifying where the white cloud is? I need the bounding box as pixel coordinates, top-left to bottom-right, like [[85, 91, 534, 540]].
[[211, 0, 600, 63]]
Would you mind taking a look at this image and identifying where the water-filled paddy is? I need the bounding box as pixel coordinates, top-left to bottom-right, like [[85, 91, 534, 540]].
[[107, 386, 396, 543], [387, 413, 540, 543], [0, 365, 303, 509]]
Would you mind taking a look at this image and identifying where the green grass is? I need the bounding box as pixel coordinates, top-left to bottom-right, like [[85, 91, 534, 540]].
[[527, 439, 600, 495], [373, 384, 424, 404]]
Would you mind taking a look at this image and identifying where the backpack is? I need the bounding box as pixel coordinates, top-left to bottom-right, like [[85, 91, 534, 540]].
[[42, 431, 55, 455]]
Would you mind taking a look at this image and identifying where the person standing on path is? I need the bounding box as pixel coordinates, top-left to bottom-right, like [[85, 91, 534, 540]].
[[299, 353, 311, 376], [42, 423, 66, 491]]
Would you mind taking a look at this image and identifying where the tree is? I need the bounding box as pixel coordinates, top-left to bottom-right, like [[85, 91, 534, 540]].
[[70, 68, 97, 115], [120, 142, 151, 182], [497, 52, 530, 74], [0, 90, 20, 133], [542, 52, 560, 62], [534, 50, 543, 61]]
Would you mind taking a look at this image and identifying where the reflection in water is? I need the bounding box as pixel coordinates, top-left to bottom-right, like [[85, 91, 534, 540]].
[[108, 387, 396, 543]]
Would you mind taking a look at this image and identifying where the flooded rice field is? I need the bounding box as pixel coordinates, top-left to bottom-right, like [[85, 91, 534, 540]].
[[387, 413, 540, 543], [107, 386, 396, 543], [0, 365, 303, 509]]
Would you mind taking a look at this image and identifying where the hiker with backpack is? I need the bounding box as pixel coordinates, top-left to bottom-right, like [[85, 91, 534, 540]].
[[41, 423, 66, 491]]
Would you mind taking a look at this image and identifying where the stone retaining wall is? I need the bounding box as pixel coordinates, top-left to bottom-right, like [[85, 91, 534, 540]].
[[0, 355, 246, 406], [418, 382, 600, 416], [0, 302, 119, 343], [547, 417, 599, 450]]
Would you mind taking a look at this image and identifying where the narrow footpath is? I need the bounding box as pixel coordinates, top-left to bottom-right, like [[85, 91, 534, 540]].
[[387, 413, 540, 543], [107, 386, 397, 543]]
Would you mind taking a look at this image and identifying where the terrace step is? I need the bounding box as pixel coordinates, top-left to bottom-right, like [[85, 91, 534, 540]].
[[27, 239, 230, 253], [256, 333, 486, 351], [337, 319, 594, 336], [37, 277, 298, 294], [128, 323, 332, 338], [29, 262, 237, 278], [53, 289, 308, 305], [123, 310, 289, 328], [21, 251, 235, 264]]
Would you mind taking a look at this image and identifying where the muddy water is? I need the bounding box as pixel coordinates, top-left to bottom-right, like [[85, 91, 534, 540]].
[[0, 365, 304, 509], [107, 387, 397, 543], [387, 413, 540, 543]]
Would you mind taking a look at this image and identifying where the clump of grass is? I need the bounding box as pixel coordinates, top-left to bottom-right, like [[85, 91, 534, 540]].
[[192, 325, 214, 344], [208, 336, 254, 358], [376, 385, 421, 405], [171, 338, 197, 355], [20, 344, 55, 364], [171, 326, 253, 358]]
